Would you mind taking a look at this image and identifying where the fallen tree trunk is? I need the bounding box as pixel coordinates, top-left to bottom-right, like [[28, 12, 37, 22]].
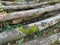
[[0, 14, 60, 44], [2, 0, 60, 11], [2, 1, 38, 5], [22, 33, 60, 45], [2, 2, 49, 11], [0, 3, 60, 22], [11, 10, 60, 24], [2, 0, 60, 6], [0, 29, 26, 45], [23, 14, 60, 32]]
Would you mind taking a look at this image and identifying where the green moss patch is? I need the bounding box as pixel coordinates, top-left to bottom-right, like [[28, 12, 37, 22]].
[[19, 25, 38, 35], [0, 1, 4, 13]]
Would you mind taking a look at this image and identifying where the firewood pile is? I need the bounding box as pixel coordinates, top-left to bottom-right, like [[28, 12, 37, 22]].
[[0, 0, 60, 45]]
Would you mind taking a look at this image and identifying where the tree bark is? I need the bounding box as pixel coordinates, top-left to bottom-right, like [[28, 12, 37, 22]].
[[2, 0, 60, 11], [27, 14, 60, 31], [2, 0, 60, 6], [0, 28, 26, 45], [22, 33, 60, 45], [2, 1, 37, 5], [0, 14, 60, 44], [0, 3, 60, 22], [11, 10, 60, 24]]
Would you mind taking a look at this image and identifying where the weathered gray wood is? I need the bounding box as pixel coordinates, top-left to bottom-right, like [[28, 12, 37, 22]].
[[2, 1, 37, 5], [0, 28, 26, 45], [0, 14, 60, 44], [2, 0, 60, 10], [11, 10, 60, 24], [2, 2, 49, 10], [2, 0, 60, 6], [22, 33, 60, 45], [0, 3, 60, 22], [26, 14, 60, 31]]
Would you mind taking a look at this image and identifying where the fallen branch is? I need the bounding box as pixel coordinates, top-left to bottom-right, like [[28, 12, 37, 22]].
[[0, 3, 60, 22]]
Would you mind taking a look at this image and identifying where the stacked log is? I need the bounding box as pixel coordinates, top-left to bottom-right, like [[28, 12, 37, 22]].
[[2, 1, 38, 5], [1, 0, 60, 11], [0, 0, 60, 45], [0, 14, 60, 44], [0, 3, 60, 22], [22, 33, 60, 45], [2, 0, 60, 5]]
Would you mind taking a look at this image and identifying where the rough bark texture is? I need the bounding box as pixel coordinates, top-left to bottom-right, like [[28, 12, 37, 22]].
[[2, 0, 60, 6], [0, 14, 60, 44], [11, 10, 60, 24], [2, 0, 60, 11], [26, 14, 60, 31], [2, 2, 49, 10], [0, 3, 60, 22], [22, 33, 60, 45], [0, 28, 26, 45], [2, 1, 38, 5]]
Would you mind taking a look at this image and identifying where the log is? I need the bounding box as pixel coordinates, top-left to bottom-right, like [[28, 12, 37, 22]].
[[22, 14, 60, 32], [0, 14, 60, 44], [11, 10, 60, 24], [0, 29, 26, 45], [2, 0, 60, 11], [2, 2, 49, 10], [0, 9, 59, 26], [0, 3, 60, 22], [2, 1, 37, 5], [22, 33, 60, 45], [2, 0, 60, 6]]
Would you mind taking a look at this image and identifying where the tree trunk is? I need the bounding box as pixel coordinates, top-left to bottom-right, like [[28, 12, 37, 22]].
[[27, 14, 60, 31], [0, 28, 26, 45], [2, 1, 37, 5], [11, 10, 60, 24], [0, 3, 60, 22], [22, 33, 60, 45], [0, 14, 60, 44], [2, 0, 60, 11]]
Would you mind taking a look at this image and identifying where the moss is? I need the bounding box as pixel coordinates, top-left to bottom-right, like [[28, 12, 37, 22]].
[[19, 25, 38, 35], [0, 1, 4, 13], [51, 39, 59, 45], [55, 18, 60, 23], [54, 39, 59, 44], [53, 0, 60, 2], [32, 13, 36, 17], [48, 0, 60, 5], [18, 38, 24, 44]]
